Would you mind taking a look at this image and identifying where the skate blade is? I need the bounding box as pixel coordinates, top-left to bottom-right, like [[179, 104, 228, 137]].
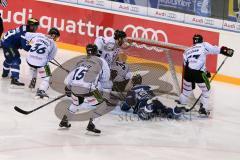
[[59, 124, 71, 128], [1, 77, 10, 80], [34, 96, 40, 99], [198, 112, 211, 118], [57, 127, 71, 130], [85, 131, 101, 136], [28, 86, 36, 90], [34, 96, 49, 100], [10, 84, 25, 89], [28, 88, 36, 92], [43, 97, 49, 100]]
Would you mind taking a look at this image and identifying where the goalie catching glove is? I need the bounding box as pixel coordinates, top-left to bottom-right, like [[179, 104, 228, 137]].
[[220, 46, 234, 57]]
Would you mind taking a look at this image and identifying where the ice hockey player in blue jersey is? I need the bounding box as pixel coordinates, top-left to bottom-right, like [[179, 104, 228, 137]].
[[120, 74, 187, 120], [1, 18, 39, 86]]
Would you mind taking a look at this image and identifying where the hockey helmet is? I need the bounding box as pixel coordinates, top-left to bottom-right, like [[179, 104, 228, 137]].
[[193, 34, 203, 44], [114, 30, 127, 46], [114, 30, 127, 40], [131, 74, 142, 86], [48, 27, 60, 41], [27, 18, 39, 26], [86, 44, 98, 56], [27, 18, 39, 32]]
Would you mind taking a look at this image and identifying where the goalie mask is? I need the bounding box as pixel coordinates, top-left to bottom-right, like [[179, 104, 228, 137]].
[[131, 74, 142, 86], [193, 34, 203, 44], [86, 44, 98, 56], [114, 30, 127, 47]]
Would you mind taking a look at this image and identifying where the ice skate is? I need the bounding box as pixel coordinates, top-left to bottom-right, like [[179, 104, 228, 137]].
[[59, 115, 71, 128], [29, 78, 36, 89], [10, 78, 25, 88], [2, 72, 9, 79], [86, 118, 101, 134], [198, 104, 210, 116], [35, 89, 49, 100]]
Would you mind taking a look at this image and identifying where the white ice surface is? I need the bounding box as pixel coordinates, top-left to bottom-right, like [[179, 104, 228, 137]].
[[0, 49, 239, 160]]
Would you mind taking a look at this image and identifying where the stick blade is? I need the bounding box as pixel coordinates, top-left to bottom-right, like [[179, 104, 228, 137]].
[[14, 106, 31, 115]]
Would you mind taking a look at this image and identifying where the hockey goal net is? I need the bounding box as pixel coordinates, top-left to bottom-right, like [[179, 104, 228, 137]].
[[122, 38, 188, 98]]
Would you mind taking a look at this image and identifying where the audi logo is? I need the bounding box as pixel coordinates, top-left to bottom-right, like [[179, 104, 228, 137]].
[[130, 6, 139, 12], [168, 13, 176, 18], [123, 24, 168, 42], [204, 19, 214, 25]]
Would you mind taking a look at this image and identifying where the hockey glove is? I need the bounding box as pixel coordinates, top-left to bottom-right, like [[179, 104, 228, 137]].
[[220, 46, 234, 57], [65, 86, 71, 97], [206, 71, 211, 78]]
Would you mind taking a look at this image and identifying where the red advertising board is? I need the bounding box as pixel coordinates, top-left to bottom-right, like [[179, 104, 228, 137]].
[[0, 0, 219, 71]]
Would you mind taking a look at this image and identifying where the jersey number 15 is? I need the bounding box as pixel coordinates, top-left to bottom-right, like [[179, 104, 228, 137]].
[[72, 69, 88, 80]]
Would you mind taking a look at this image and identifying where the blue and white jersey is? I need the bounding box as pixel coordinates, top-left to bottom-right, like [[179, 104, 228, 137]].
[[1, 25, 30, 51]]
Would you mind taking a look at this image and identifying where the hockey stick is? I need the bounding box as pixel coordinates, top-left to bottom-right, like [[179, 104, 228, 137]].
[[14, 94, 66, 115], [186, 56, 229, 112], [53, 59, 64, 67], [49, 61, 70, 73]]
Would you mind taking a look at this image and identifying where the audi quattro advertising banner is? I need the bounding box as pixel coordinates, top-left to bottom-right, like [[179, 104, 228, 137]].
[[0, 0, 219, 72]]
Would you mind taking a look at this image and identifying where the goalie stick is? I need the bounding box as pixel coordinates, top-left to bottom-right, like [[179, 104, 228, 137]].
[[14, 94, 66, 115], [186, 56, 229, 112]]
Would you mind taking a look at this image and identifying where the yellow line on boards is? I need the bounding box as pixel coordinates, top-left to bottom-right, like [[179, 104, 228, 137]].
[[57, 42, 86, 53], [214, 74, 240, 85]]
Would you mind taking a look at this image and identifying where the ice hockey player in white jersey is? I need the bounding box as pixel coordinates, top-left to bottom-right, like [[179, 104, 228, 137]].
[[25, 27, 60, 99], [59, 44, 112, 134], [94, 30, 131, 92], [94, 30, 127, 67], [177, 34, 234, 116]]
